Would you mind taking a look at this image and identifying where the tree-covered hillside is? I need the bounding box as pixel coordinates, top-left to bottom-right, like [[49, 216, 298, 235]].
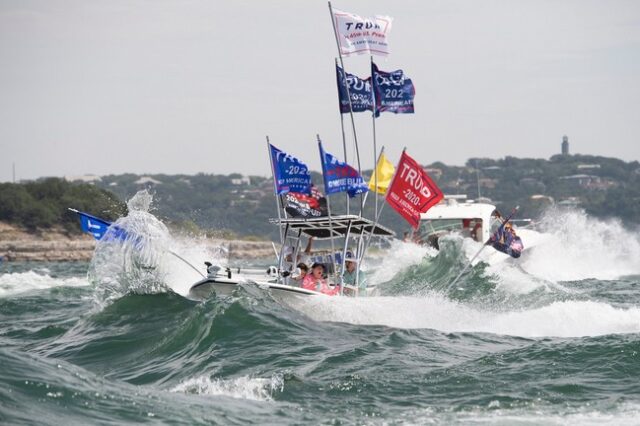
[[92, 153, 639, 240], [0, 178, 126, 233], [3, 153, 638, 239]]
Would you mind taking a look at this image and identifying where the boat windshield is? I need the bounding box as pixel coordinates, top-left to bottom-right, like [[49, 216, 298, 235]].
[[417, 218, 485, 244]]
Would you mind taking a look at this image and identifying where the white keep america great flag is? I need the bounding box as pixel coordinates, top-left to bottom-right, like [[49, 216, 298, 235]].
[[332, 9, 393, 56]]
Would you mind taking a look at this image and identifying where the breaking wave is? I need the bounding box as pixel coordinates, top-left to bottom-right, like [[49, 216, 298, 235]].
[[171, 374, 284, 401], [519, 208, 640, 281], [0, 271, 88, 298], [87, 190, 226, 304], [290, 296, 640, 338]]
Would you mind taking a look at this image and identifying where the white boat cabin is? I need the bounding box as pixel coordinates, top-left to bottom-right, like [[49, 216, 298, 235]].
[[418, 198, 500, 248]]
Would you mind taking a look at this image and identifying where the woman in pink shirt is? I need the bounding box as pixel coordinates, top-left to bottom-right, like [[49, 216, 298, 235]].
[[302, 263, 339, 296]]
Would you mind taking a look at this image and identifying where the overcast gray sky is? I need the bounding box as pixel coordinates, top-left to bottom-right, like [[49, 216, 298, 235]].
[[1, 0, 639, 182]]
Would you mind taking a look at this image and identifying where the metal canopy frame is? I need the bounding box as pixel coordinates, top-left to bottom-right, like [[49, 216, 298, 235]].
[[269, 214, 395, 240]]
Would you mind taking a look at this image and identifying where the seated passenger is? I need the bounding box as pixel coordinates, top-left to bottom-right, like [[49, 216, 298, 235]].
[[302, 262, 338, 295], [290, 262, 309, 286], [342, 251, 367, 296]]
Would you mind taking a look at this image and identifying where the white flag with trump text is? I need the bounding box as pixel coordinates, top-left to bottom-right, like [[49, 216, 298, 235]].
[[332, 9, 393, 57]]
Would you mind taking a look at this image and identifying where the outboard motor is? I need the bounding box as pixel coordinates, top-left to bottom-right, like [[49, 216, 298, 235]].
[[266, 266, 279, 277], [204, 261, 225, 278]]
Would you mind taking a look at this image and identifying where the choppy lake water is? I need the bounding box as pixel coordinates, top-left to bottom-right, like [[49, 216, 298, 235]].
[[2, 207, 639, 425]]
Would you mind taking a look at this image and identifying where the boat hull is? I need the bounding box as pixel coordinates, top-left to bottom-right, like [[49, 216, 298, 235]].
[[188, 277, 322, 300]]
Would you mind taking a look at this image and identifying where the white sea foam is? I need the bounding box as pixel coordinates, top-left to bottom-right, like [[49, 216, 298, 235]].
[[293, 295, 640, 338], [170, 374, 283, 401], [366, 239, 433, 285], [446, 401, 640, 426], [0, 271, 88, 298], [517, 209, 640, 282], [161, 235, 228, 297], [88, 190, 230, 302]]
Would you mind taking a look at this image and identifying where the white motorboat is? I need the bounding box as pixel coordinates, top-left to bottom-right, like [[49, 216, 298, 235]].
[[416, 197, 544, 264], [188, 215, 394, 300]]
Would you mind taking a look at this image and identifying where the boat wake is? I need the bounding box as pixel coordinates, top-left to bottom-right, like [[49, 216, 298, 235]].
[[518, 208, 640, 281], [289, 295, 640, 338]]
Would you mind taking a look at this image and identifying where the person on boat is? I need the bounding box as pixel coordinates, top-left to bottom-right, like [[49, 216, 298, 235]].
[[284, 237, 314, 265], [299, 237, 313, 265], [411, 230, 423, 245], [461, 219, 471, 238], [471, 221, 483, 242], [290, 262, 309, 286], [342, 251, 367, 296], [302, 262, 338, 295], [490, 222, 523, 258]]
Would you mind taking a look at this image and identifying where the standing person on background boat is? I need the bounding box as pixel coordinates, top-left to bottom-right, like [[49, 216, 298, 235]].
[[342, 251, 367, 296], [490, 222, 524, 258], [302, 263, 338, 295]]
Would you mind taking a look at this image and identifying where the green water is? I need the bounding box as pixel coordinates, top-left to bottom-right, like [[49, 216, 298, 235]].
[[2, 206, 640, 425], [1, 254, 639, 425]]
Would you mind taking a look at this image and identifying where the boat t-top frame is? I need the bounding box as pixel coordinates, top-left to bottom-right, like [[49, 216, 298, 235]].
[[270, 214, 395, 294]]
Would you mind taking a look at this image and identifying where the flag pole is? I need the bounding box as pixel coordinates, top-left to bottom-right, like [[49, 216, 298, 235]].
[[358, 146, 384, 257], [328, 1, 363, 214], [318, 135, 339, 285], [266, 136, 285, 245], [370, 56, 379, 221], [360, 146, 398, 264], [336, 58, 350, 216]]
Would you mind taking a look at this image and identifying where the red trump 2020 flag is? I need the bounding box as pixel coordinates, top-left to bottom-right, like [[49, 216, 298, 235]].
[[385, 151, 444, 228]]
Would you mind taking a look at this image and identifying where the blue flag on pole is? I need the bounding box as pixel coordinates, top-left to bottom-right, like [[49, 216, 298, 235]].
[[372, 62, 415, 115], [269, 144, 312, 195], [319, 142, 368, 198], [78, 211, 112, 240], [73, 210, 130, 242], [336, 65, 374, 114]]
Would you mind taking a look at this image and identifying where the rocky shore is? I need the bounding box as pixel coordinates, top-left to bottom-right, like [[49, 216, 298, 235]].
[[0, 222, 274, 262]]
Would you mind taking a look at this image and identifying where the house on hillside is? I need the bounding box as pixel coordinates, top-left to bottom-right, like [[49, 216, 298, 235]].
[[530, 194, 554, 206], [558, 197, 581, 208], [478, 178, 498, 189], [424, 168, 443, 179], [559, 174, 600, 189], [577, 164, 601, 170], [519, 177, 545, 191], [231, 176, 251, 186], [559, 174, 617, 190], [135, 176, 162, 186], [64, 174, 102, 184]]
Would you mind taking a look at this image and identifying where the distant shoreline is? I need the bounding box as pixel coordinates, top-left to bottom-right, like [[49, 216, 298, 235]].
[[0, 222, 274, 262]]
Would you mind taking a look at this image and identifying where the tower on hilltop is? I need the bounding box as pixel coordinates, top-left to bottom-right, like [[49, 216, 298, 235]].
[[561, 135, 569, 155]]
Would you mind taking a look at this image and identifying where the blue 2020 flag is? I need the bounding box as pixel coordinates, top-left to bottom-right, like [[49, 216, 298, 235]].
[[319, 142, 368, 198], [336, 65, 374, 114], [269, 144, 312, 195], [71, 209, 130, 242], [372, 62, 415, 115]]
